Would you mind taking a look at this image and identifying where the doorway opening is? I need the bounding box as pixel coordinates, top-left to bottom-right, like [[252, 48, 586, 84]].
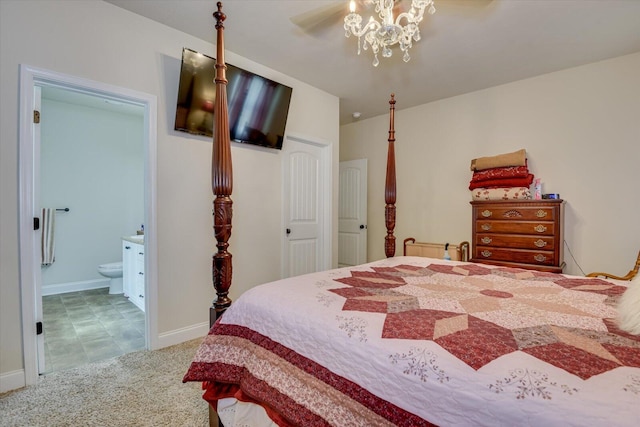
[[18, 65, 158, 385], [39, 86, 145, 373]]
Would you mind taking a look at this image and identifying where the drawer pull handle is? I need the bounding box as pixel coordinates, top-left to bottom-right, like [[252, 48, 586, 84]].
[[534, 225, 547, 233], [481, 250, 492, 258], [534, 254, 547, 263], [481, 237, 492, 244], [534, 239, 547, 248], [481, 224, 492, 231], [481, 210, 492, 218], [536, 210, 548, 218], [504, 209, 522, 218]]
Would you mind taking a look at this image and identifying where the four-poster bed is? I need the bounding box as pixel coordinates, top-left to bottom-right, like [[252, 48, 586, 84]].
[[184, 4, 640, 426], [209, 2, 233, 324]]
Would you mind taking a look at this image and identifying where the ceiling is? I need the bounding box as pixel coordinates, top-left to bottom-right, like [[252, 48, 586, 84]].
[[104, 0, 640, 125]]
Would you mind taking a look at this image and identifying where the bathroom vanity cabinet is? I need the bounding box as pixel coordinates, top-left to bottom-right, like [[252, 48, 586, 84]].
[[122, 239, 145, 312]]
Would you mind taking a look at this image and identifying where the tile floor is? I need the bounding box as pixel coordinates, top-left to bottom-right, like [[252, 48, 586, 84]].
[[42, 288, 145, 373]]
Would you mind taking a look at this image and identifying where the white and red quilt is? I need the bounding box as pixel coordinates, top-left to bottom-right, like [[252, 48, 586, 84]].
[[184, 257, 640, 426]]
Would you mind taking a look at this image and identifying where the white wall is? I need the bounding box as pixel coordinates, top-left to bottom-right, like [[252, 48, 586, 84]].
[[0, 0, 339, 388], [40, 98, 144, 289], [341, 52, 640, 277]]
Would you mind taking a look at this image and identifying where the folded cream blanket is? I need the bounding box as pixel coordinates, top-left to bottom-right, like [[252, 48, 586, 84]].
[[471, 187, 531, 201], [470, 148, 526, 171]]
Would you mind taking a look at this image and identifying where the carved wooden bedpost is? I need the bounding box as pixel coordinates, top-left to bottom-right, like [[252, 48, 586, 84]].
[[211, 2, 233, 324], [385, 94, 397, 258]]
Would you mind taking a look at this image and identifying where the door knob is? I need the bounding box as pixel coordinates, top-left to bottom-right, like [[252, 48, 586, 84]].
[[286, 228, 291, 235], [359, 224, 366, 229]]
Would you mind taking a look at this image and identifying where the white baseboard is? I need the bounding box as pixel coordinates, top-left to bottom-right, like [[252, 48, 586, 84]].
[[42, 279, 109, 296], [156, 321, 210, 349], [0, 369, 26, 393]]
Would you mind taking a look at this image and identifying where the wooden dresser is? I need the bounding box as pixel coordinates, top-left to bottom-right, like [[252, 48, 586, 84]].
[[470, 200, 565, 273]]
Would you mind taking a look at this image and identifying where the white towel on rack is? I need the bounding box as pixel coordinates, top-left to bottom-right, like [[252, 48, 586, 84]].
[[41, 208, 56, 266]]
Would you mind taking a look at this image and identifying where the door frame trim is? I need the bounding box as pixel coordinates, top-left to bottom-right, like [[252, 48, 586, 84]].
[[18, 64, 158, 385], [281, 133, 332, 277]]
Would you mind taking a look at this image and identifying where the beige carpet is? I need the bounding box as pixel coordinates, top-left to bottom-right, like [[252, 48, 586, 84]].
[[0, 339, 210, 426]]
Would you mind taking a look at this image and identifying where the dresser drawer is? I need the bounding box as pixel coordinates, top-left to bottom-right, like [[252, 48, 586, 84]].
[[475, 207, 556, 221], [475, 234, 555, 250], [474, 246, 556, 266], [475, 220, 555, 236]]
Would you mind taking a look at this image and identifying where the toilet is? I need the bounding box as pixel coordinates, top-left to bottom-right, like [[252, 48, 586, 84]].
[[97, 262, 123, 294]]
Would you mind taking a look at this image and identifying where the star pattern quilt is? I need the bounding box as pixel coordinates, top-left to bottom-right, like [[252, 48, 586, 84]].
[[184, 257, 640, 426]]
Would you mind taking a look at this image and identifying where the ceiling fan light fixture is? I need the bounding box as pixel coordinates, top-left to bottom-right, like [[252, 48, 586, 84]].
[[344, 0, 436, 67]]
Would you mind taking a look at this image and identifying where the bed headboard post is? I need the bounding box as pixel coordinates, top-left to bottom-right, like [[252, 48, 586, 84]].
[[385, 94, 397, 258], [210, 2, 233, 324]]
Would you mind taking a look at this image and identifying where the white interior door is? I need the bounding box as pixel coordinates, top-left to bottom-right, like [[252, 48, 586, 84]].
[[282, 136, 329, 278], [338, 159, 368, 267], [33, 86, 46, 374]]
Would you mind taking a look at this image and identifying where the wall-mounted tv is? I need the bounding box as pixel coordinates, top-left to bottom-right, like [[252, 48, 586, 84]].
[[174, 48, 293, 150]]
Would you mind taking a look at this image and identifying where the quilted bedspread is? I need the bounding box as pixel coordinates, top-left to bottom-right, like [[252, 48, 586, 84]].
[[184, 257, 640, 426]]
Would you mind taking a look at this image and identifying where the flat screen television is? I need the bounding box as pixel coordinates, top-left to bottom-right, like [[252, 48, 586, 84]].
[[175, 48, 293, 150]]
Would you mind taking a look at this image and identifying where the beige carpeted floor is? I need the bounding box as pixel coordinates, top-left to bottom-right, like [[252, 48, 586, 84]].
[[0, 338, 210, 426]]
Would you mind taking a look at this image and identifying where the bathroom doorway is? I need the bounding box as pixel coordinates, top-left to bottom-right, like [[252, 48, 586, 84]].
[[18, 65, 158, 384], [39, 86, 145, 373]]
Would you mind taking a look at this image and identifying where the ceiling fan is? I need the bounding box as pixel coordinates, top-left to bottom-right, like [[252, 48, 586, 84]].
[[290, 0, 493, 34]]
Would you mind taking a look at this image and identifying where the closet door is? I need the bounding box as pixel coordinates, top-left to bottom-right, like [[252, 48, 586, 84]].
[[338, 159, 367, 267], [282, 136, 330, 278]]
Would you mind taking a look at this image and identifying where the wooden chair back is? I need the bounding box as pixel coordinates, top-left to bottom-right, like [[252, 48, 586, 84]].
[[403, 238, 470, 262], [586, 250, 640, 281]]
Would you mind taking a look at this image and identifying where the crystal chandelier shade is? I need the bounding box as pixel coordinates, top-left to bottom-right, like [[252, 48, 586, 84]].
[[344, 0, 436, 67]]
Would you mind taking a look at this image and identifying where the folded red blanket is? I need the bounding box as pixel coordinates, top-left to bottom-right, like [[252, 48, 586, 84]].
[[468, 174, 534, 190], [470, 164, 529, 183]]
